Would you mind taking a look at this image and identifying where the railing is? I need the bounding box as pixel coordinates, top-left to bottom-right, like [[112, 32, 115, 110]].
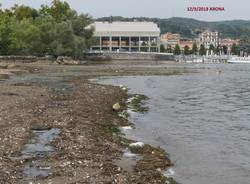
[[175, 55, 231, 63]]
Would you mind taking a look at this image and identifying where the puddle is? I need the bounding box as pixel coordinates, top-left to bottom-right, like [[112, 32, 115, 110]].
[[11, 128, 61, 181], [23, 160, 52, 180], [115, 148, 142, 173], [21, 128, 61, 158], [9, 73, 75, 94]]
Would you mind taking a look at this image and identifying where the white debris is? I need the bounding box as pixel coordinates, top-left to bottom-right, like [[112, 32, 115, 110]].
[[163, 167, 175, 177], [129, 142, 144, 147], [118, 113, 127, 119], [119, 84, 128, 91], [126, 96, 136, 103], [121, 126, 133, 130], [156, 168, 162, 172], [123, 151, 137, 158], [39, 166, 51, 170]]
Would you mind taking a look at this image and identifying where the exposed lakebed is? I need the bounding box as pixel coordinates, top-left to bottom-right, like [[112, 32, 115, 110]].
[[11, 128, 61, 181]]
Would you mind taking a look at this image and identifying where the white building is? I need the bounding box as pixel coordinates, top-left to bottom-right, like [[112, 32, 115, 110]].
[[199, 31, 220, 49], [89, 22, 160, 52]]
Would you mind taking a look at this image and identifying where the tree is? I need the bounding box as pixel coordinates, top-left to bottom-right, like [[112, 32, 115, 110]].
[[0, 0, 94, 58], [238, 36, 250, 54], [222, 45, 228, 55], [40, 0, 76, 22], [160, 44, 165, 52], [231, 43, 239, 55], [166, 45, 172, 53], [191, 43, 198, 55], [11, 5, 38, 21], [0, 15, 13, 55], [215, 46, 221, 55], [209, 44, 215, 55], [184, 45, 190, 55], [199, 44, 206, 56], [174, 44, 181, 55], [8, 19, 41, 55]]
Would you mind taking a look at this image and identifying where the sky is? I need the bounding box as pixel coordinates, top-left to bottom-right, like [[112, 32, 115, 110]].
[[0, 0, 249, 21]]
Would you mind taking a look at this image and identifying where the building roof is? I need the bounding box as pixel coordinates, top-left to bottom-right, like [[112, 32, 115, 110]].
[[90, 21, 160, 37]]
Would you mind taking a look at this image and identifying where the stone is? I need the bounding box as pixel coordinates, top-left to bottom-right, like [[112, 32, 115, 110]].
[[112, 103, 121, 111]]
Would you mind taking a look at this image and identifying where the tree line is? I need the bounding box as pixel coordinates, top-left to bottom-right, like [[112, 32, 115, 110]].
[[0, 0, 93, 59], [160, 43, 240, 56]]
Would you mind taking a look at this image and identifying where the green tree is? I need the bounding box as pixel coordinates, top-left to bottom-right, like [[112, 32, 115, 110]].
[[0, 15, 13, 55], [215, 46, 221, 55], [209, 44, 215, 54], [231, 43, 239, 55], [166, 45, 172, 53], [40, 0, 76, 22], [160, 44, 165, 52], [184, 45, 190, 55], [222, 45, 228, 55], [52, 21, 75, 56], [8, 19, 41, 55], [174, 44, 181, 55], [238, 36, 250, 54], [199, 44, 206, 56], [0, 0, 94, 58], [11, 5, 38, 21], [191, 43, 198, 55]]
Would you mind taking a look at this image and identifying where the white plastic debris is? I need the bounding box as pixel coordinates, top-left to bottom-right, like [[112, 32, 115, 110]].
[[129, 142, 144, 147], [163, 167, 175, 177], [119, 84, 128, 91], [121, 126, 133, 130], [123, 151, 137, 158]]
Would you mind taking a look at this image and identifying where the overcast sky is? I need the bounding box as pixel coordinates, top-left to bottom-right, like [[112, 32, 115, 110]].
[[0, 0, 249, 21]]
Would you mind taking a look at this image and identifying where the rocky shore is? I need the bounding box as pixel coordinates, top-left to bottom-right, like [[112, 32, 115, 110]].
[[0, 61, 184, 183]]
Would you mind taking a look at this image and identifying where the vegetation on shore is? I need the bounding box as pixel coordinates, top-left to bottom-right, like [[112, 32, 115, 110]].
[[0, 0, 93, 58], [1, 1, 250, 58]]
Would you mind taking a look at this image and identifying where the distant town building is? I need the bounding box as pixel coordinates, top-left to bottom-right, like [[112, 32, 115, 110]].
[[160, 32, 180, 49], [89, 22, 160, 52], [199, 31, 220, 49], [220, 38, 239, 50], [179, 39, 194, 51]]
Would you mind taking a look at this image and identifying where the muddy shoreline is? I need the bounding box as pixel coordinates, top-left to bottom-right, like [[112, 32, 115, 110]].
[[0, 61, 186, 183]]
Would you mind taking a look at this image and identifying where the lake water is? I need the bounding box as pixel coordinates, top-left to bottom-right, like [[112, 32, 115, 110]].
[[99, 64, 250, 184]]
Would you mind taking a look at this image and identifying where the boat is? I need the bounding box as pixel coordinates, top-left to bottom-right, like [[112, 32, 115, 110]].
[[228, 56, 250, 64]]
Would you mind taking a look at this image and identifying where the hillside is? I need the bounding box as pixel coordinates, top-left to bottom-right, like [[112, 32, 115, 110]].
[[96, 16, 250, 39]]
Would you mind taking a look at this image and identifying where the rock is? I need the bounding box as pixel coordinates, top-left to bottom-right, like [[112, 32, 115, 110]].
[[112, 103, 121, 111], [56, 56, 80, 65], [7, 64, 18, 69], [156, 168, 162, 172]]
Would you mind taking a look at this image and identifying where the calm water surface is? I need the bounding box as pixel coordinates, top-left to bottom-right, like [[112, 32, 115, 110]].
[[99, 64, 250, 184]]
